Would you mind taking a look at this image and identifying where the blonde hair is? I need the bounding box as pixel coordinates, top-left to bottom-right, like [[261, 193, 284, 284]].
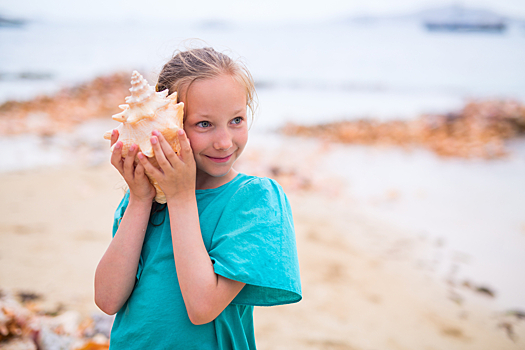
[[156, 47, 257, 123]]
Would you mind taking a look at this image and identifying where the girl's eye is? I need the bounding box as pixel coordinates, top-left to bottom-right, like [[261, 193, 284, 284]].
[[197, 121, 210, 128], [232, 117, 243, 125]]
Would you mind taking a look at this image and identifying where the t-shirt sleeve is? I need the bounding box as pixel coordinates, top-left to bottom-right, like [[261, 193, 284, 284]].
[[209, 178, 302, 306], [112, 190, 130, 238]]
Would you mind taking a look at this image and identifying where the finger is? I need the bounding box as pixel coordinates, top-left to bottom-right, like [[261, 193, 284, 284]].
[[110, 141, 124, 175], [110, 129, 120, 147], [123, 144, 138, 178], [150, 135, 175, 171], [177, 129, 193, 159], [134, 161, 147, 179], [153, 130, 178, 161], [138, 152, 163, 179]]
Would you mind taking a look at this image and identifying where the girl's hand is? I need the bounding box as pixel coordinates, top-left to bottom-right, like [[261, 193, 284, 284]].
[[110, 129, 156, 203], [137, 129, 196, 201]]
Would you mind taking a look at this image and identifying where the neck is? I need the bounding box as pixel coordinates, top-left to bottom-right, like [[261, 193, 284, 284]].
[[195, 168, 239, 190]]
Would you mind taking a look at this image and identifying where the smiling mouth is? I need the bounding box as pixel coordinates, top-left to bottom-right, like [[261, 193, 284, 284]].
[[205, 154, 233, 163]]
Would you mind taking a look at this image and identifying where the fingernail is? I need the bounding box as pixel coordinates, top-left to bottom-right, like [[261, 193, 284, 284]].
[[178, 129, 184, 135], [112, 129, 116, 136], [129, 144, 136, 151], [115, 142, 122, 149], [151, 137, 157, 144], [138, 153, 144, 159], [153, 130, 160, 136]]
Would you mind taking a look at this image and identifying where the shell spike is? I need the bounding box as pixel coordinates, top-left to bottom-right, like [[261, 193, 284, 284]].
[[158, 89, 169, 98], [112, 111, 127, 122], [127, 71, 154, 105], [167, 91, 178, 102]]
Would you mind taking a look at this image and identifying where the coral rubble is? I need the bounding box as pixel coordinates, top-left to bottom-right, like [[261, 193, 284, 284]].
[[0, 291, 111, 350], [0, 73, 130, 136], [283, 100, 525, 159]]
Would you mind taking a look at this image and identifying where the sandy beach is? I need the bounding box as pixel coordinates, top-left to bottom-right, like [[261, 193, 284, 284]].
[[1, 132, 524, 349]]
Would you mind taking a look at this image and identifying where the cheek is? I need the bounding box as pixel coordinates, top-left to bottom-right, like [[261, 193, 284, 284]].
[[185, 132, 205, 154], [236, 129, 248, 150]]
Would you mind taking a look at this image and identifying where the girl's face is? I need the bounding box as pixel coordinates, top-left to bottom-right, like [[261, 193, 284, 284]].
[[182, 74, 248, 190]]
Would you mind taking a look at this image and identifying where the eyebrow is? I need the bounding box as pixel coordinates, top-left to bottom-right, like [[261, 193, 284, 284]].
[[232, 107, 247, 115]]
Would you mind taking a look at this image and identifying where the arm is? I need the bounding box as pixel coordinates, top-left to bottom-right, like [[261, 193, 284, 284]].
[[138, 130, 245, 325], [94, 130, 156, 315]]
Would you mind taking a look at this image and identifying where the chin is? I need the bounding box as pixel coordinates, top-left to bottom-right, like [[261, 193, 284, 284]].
[[211, 168, 234, 178]]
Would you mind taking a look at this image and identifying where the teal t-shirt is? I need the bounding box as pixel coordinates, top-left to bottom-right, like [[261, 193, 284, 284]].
[[109, 174, 302, 350]]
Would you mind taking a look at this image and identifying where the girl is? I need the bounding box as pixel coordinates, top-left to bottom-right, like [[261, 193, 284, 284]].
[[94, 47, 302, 349]]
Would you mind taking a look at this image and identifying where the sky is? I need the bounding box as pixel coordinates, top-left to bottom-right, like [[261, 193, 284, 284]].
[[1, 0, 525, 22]]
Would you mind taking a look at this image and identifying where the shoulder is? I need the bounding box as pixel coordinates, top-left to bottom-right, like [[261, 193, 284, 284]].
[[233, 174, 286, 200], [223, 174, 292, 222]]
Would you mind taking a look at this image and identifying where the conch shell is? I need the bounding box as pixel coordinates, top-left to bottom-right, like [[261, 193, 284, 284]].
[[104, 70, 184, 204]]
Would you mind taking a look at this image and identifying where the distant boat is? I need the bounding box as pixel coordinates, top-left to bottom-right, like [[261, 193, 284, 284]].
[[423, 5, 506, 32], [0, 15, 26, 28]]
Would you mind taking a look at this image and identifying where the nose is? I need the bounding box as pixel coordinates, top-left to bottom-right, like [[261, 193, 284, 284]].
[[213, 127, 233, 151]]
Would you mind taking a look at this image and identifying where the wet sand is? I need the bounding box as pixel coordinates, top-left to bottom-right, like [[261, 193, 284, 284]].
[[1, 154, 523, 349]]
